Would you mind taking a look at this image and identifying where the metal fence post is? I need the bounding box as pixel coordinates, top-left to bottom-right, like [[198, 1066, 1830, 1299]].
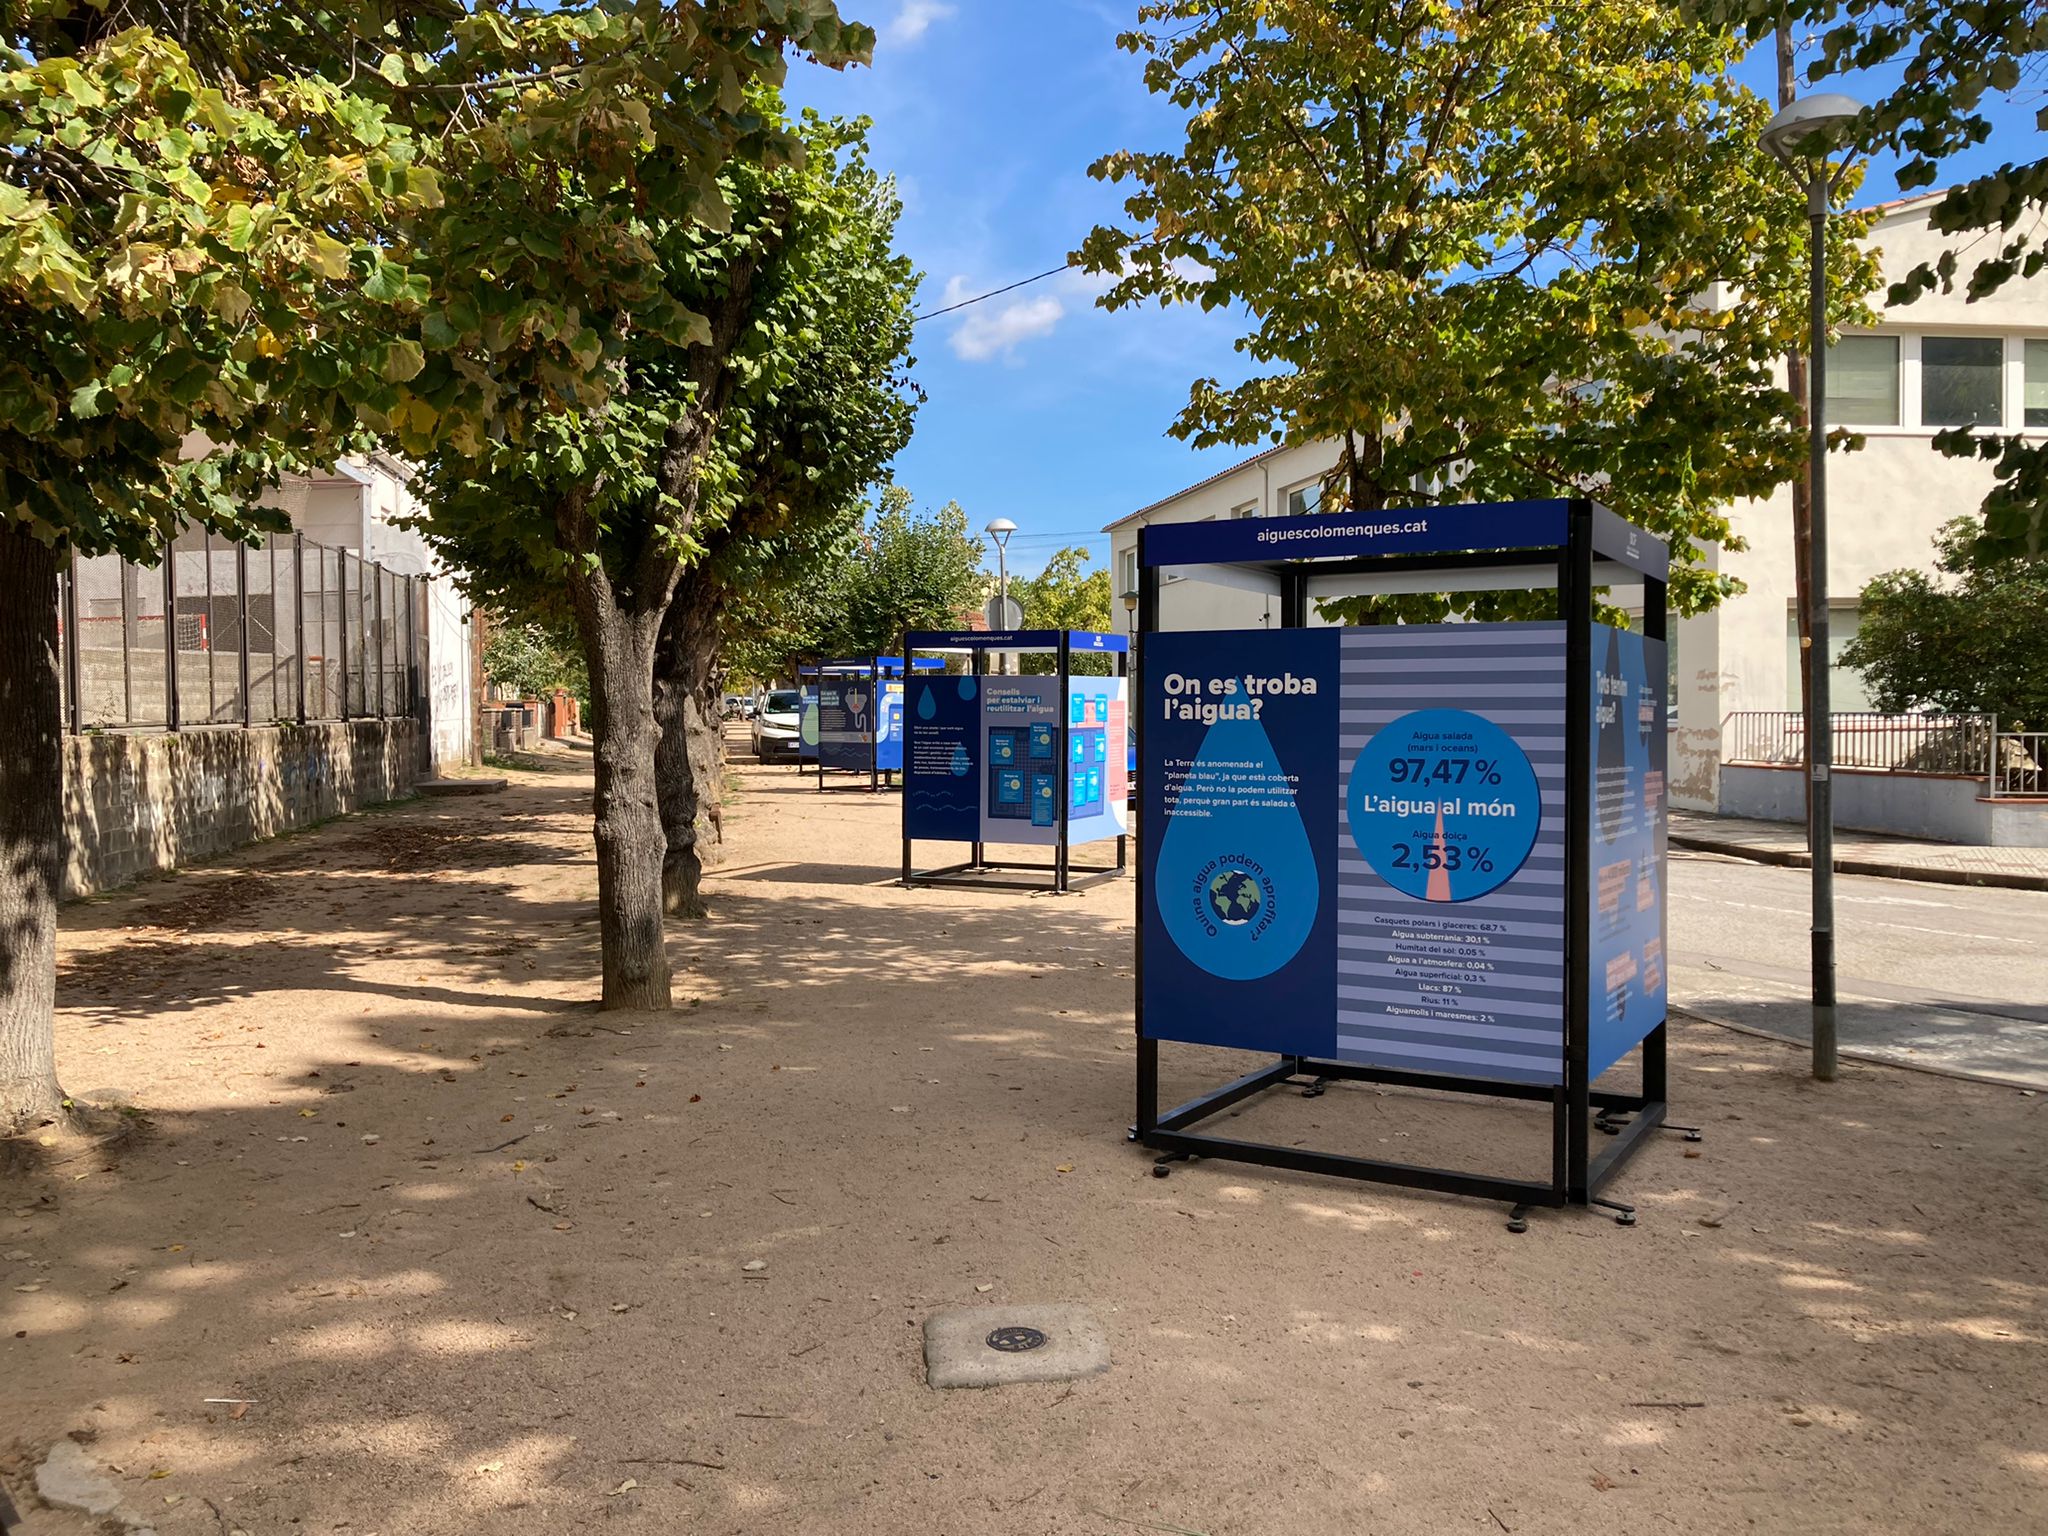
[[61, 564, 83, 734], [294, 534, 307, 725], [163, 533, 179, 730], [236, 538, 252, 726], [372, 569, 387, 720], [338, 553, 351, 722]]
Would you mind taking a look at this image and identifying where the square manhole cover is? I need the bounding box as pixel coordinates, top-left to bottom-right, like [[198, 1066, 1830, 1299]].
[[923, 1303, 1110, 1389]]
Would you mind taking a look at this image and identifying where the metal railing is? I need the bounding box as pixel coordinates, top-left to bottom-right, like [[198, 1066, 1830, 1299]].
[[1724, 711, 1997, 776], [56, 530, 423, 734], [1727, 711, 2048, 797], [1991, 728, 2046, 798]]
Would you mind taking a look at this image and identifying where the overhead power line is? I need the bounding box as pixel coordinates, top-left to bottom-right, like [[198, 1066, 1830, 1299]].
[[913, 260, 1074, 323]]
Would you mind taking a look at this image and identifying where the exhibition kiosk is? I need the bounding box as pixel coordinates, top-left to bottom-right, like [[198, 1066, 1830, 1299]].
[[900, 629, 1130, 894], [814, 656, 941, 792], [1132, 499, 1694, 1227]]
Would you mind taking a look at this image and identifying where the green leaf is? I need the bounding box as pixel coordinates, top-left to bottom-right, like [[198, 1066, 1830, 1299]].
[[380, 339, 426, 383]]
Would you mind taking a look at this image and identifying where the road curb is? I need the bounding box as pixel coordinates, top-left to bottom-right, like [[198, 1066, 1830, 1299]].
[[1668, 833, 2048, 893], [1672, 1006, 2045, 1093]]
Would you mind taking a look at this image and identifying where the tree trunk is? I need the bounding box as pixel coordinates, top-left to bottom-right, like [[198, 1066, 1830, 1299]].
[[0, 525, 66, 1131], [654, 569, 728, 917], [566, 544, 676, 1012]]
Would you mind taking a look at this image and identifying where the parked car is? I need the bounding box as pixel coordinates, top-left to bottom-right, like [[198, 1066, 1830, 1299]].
[[751, 688, 803, 762]]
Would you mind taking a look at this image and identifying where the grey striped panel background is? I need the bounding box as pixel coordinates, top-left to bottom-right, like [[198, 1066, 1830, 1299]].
[[1334, 625, 1567, 1085]]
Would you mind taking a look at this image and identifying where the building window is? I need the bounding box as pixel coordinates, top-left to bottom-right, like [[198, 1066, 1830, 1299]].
[[1823, 335, 1898, 425], [1285, 481, 1324, 517], [1231, 500, 1258, 519], [1118, 547, 1138, 599], [1785, 605, 1872, 712], [2026, 340, 2048, 428], [1920, 336, 2004, 428]]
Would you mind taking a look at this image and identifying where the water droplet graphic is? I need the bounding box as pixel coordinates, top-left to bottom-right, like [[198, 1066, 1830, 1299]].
[[957, 676, 978, 701], [1154, 711, 1319, 981], [916, 685, 937, 721], [948, 745, 970, 777]]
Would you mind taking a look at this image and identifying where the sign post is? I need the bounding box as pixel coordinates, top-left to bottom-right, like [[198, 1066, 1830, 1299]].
[[1133, 499, 1694, 1226]]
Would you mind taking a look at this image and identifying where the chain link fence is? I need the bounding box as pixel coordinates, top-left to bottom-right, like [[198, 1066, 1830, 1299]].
[[57, 530, 423, 733]]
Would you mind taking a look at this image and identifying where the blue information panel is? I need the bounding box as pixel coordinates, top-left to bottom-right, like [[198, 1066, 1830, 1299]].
[[905, 674, 1128, 847], [876, 681, 906, 773], [818, 676, 874, 771], [1586, 624, 1668, 1077], [1144, 623, 1598, 1087]]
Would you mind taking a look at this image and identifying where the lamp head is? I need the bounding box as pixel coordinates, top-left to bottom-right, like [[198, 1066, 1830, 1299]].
[[983, 517, 1018, 551], [1761, 92, 1865, 167]]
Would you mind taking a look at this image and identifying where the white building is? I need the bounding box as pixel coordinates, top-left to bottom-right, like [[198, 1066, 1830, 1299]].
[[1104, 191, 2044, 813], [261, 452, 477, 773]]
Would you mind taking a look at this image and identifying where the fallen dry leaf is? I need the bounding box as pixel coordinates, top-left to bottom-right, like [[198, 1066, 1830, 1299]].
[[1590, 1473, 1617, 1492]]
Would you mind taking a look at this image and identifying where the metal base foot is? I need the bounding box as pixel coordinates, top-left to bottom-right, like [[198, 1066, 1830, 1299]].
[[1506, 1203, 1531, 1235], [1592, 1196, 1637, 1226]]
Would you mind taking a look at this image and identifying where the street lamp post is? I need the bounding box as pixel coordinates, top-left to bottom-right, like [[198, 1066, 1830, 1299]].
[[1761, 90, 1863, 1084], [984, 517, 1017, 674]]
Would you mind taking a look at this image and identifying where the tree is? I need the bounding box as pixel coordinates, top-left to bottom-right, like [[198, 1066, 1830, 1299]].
[[821, 490, 989, 656], [1841, 519, 2048, 728], [0, 18, 446, 1131], [1078, 0, 1878, 621], [1011, 546, 1113, 673], [1, 2, 873, 1126], [651, 123, 921, 916], [484, 619, 588, 704], [1699, 1, 2048, 558]]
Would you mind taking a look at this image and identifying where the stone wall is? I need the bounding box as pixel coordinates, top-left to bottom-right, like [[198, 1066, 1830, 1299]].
[[62, 720, 417, 897]]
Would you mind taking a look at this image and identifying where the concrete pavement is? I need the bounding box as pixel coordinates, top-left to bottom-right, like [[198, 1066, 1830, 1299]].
[[1671, 809, 2048, 891], [1668, 843, 2048, 1088]]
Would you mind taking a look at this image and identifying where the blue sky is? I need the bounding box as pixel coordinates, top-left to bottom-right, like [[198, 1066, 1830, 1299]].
[[788, 3, 2036, 578]]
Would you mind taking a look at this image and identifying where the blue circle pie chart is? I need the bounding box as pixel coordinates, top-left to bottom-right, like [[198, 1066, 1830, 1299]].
[[1346, 708, 1542, 902]]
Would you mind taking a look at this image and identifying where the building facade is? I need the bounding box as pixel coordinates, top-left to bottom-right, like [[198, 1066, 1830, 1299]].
[[1104, 192, 2045, 813], [259, 452, 476, 774]]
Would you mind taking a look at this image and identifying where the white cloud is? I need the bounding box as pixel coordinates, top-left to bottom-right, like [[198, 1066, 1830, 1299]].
[[938, 265, 1133, 362], [886, 1, 956, 45], [950, 293, 1066, 361]]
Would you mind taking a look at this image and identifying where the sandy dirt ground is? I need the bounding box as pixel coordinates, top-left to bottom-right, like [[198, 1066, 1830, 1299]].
[[5, 743, 2046, 1536]]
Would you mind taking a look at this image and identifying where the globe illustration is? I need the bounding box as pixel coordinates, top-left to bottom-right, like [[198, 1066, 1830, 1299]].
[[1206, 868, 1264, 927]]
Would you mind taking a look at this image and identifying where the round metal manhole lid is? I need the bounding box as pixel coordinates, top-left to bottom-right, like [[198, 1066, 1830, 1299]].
[[985, 1325, 1049, 1353]]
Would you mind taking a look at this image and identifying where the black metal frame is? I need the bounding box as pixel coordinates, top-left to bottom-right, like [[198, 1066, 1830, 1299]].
[[900, 628, 1131, 895], [1133, 499, 1680, 1221]]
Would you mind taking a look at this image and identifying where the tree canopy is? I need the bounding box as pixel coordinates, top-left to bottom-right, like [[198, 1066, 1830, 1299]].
[[1841, 517, 2048, 728], [814, 489, 989, 659], [1079, 0, 1878, 618]]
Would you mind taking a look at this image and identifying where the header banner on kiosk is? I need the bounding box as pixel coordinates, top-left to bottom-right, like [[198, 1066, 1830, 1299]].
[[1140, 501, 1573, 569], [904, 629, 1128, 654], [1136, 621, 1662, 1089]]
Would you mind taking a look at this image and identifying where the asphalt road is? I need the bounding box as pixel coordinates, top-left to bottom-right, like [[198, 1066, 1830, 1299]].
[[1668, 846, 2048, 1087]]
